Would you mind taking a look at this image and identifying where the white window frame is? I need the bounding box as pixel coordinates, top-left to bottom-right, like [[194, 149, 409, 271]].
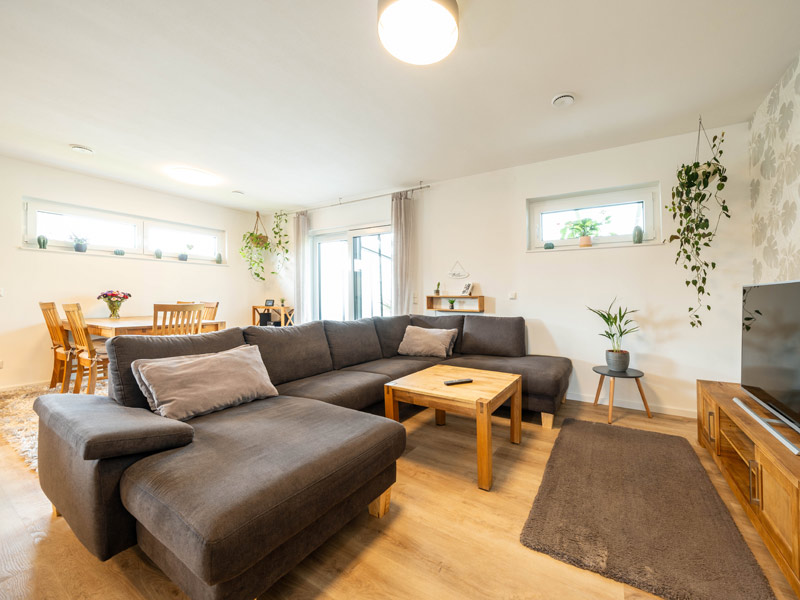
[[23, 197, 227, 263], [527, 182, 661, 251], [311, 224, 392, 321]]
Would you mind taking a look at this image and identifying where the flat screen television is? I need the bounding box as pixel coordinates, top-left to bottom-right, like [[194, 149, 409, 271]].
[[741, 280, 800, 434]]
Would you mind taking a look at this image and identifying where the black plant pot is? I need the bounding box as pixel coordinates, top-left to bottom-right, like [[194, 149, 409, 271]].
[[73, 242, 88, 253], [178, 254, 188, 261]]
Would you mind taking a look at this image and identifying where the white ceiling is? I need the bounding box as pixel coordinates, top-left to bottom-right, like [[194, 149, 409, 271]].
[[1, 0, 799, 212]]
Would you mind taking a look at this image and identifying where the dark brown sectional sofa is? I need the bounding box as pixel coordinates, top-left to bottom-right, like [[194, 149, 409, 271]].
[[33, 313, 571, 600]]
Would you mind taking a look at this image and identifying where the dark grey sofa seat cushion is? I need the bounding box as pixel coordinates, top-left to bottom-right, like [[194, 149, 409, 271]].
[[410, 314, 465, 353], [107, 328, 247, 409], [276, 371, 390, 411], [243, 322, 333, 385], [323, 318, 383, 369], [342, 357, 438, 380], [120, 396, 406, 586], [442, 355, 572, 412], [372, 315, 411, 358], [460, 315, 526, 357]]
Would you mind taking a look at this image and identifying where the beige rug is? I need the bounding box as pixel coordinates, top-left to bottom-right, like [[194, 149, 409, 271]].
[[0, 382, 107, 471], [520, 419, 776, 600]]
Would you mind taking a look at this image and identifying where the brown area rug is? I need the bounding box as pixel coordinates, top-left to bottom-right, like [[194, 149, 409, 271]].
[[520, 419, 776, 600]]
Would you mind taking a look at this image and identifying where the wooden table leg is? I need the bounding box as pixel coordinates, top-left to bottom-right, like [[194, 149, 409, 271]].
[[608, 377, 615, 424], [510, 379, 522, 444], [594, 374, 605, 405], [435, 409, 446, 426], [73, 364, 84, 394], [384, 387, 399, 421], [635, 378, 653, 418], [476, 403, 493, 491]]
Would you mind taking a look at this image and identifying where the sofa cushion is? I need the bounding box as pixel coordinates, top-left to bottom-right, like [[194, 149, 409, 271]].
[[342, 357, 438, 380], [397, 326, 458, 359], [106, 328, 247, 409], [442, 355, 572, 412], [410, 314, 465, 353], [461, 315, 526, 357], [132, 345, 279, 420], [372, 315, 411, 358], [276, 371, 390, 411], [120, 395, 406, 586], [323, 318, 383, 369], [243, 322, 333, 385]]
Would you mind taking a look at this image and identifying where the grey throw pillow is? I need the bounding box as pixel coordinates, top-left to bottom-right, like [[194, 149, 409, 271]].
[[131, 345, 278, 420], [397, 326, 459, 359]]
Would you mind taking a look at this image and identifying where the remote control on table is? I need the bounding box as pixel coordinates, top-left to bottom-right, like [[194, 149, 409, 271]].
[[444, 378, 473, 386]]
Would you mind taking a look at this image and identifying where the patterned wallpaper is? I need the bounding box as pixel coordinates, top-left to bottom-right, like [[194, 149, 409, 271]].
[[750, 53, 800, 283]]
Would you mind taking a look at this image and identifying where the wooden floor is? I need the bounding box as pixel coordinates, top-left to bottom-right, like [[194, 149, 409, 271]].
[[0, 400, 797, 600]]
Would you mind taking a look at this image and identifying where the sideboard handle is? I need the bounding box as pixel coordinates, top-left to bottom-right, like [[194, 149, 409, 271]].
[[748, 460, 760, 506], [708, 411, 715, 443]]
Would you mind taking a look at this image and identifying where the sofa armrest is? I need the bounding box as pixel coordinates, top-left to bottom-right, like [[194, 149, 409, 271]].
[[34, 394, 194, 460]]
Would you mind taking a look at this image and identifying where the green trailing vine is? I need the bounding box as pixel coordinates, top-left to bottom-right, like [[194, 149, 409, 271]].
[[668, 119, 729, 328], [240, 210, 290, 281]]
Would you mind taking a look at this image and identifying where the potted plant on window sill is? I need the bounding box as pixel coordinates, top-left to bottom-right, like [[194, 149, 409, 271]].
[[70, 234, 88, 253], [560, 216, 610, 248], [587, 298, 640, 372]]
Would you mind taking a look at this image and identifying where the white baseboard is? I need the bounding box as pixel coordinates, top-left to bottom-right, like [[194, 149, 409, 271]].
[[0, 379, 51, 392], [566, 392, 697, 419]]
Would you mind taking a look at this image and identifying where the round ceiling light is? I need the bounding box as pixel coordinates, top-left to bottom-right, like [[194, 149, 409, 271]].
[[163, 166, 223, 186], [70, 144, 94, 155], [552, 93, 576, 108], [378, 0, 459, 66]]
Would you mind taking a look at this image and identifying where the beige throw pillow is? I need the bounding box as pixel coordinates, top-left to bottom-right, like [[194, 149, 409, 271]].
[[397, 326, 459, 359], [131, 345, 278, 420]]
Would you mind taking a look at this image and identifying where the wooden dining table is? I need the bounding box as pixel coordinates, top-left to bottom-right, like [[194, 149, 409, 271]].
[[62, 316, 227, 337]]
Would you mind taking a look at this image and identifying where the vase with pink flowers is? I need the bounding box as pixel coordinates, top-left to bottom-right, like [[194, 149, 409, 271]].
[[97, 290, 131, 319]]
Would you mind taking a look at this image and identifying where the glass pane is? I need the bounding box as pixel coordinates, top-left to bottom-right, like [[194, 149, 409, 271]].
[[146, 226, 219, 258], [541, 201, 644, 242], [36, 210, 138, 248], [318, 239, 349, 321], [353, 232, 393, 319]]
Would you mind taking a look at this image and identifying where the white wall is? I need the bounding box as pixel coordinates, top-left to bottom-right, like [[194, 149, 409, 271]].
[[0, 155, 283, 389], [411, 123, 752, 417]]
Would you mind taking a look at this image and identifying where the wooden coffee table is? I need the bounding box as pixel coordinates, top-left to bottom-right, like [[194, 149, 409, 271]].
[[384, 365, 522, 491]]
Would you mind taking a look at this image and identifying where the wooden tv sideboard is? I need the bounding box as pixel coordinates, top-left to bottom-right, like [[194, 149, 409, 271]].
[[697, 380, 800, 596]]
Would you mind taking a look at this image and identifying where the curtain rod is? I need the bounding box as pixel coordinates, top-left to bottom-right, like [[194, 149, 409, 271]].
[[287, 184, 430, 216]]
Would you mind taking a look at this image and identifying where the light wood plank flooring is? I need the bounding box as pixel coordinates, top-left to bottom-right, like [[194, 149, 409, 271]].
[[0, 400, 796, 599]]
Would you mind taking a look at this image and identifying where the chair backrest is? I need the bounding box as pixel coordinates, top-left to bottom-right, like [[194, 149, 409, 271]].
[[153, 303, 204, 335], [39, 302, 71, 350], [62, 303, 95, 358], [177, 300, 219, 321]]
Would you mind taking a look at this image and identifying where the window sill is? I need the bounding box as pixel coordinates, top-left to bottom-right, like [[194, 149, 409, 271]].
[[17, 245, 229, 266], [527, 239, 664, 253]]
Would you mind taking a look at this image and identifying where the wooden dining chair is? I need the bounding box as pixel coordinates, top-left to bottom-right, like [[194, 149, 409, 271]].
[[177, 300, 219, 321], [39, 302, 74, 393], [62, 303, 109, 395], [152, 303, 204, 335]]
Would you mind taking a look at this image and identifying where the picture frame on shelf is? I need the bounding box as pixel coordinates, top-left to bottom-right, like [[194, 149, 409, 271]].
[[460, 282, 473, 296], [265, 299, 275, 307]]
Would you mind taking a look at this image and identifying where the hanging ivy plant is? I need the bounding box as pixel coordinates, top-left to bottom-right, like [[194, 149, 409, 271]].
[[668, 120, 729, 328], [239, 211, 290, 281]]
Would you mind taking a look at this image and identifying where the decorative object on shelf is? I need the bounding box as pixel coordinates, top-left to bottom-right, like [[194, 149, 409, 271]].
[[460, 282, 473, 296], [154, 248, 163, 259], [97, 290, 131, 320], [178, 244, 192, 262], [265, 299, 275, 307], [667, 117, 728, 328], [632, 226, 644, 244], [434, 281, 440, 296], [36, 235, 48, 249], [280, 298, 285, 307], [113, 249, 125, 256], [240, 211, 289, 280], [560, 216, 610, 248], [215, 253, 223, 264], [587, 298, 639, 372], [377, 0, 459, 66], [70, 234, 88, 253], [544, 242, 555, 250], [447, 298, 456, 310], [447, 260, 469, 279]]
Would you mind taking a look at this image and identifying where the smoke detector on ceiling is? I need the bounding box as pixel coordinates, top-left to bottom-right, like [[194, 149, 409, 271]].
[[551, 93, 575, 108]]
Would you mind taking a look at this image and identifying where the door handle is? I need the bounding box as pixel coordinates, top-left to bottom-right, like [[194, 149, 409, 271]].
[[748, 460, 760, 506]]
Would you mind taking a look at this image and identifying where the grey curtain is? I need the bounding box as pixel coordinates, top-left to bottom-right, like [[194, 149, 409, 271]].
[[293, 211, 310, 323], [391, 191, 414, 315]]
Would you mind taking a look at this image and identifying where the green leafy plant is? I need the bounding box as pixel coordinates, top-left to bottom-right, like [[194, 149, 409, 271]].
[[270, 210, 290, 274], [240, 211, 289, 281], [668, 125, 729, 328], [70, 234, 87, 244], [560, 216, 610, 239], [447, 298, 456, 308], [587, 298, 640, 352]]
